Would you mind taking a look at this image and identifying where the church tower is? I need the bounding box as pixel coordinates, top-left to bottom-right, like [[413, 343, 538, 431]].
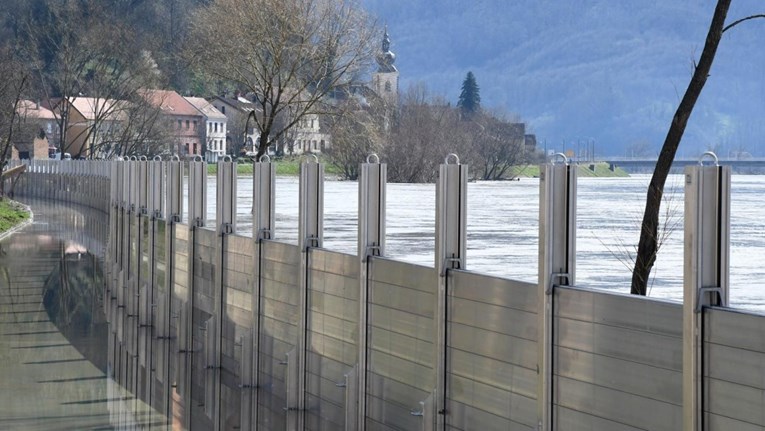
[[372, 27, 399, 106]]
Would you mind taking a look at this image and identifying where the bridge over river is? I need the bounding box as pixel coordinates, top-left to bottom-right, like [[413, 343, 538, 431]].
[[602, 156, 765, 171], [3, 157, 765, 431]]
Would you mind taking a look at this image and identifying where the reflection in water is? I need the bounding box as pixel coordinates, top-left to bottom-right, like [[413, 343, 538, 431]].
[[0, 199, 166, 430]]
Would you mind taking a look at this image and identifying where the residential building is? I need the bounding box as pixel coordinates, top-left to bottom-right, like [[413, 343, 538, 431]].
[[143, 90, 204, 157], [14, 100, 58, 159], [184, 97, 227, 162], [212, 95, 259, 157], [289, 113, 331, 155], [57, 97, 125, 158]]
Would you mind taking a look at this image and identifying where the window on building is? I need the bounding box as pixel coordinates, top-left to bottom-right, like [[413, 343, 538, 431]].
[[385, 81, 392, 92], [178, 120, 182, 130], [193, 120, 197, 131], [214, 122, 218, 133], [311, 119, 315, 129], [221, 106, 225, 114], [186, 120, 190, 130]]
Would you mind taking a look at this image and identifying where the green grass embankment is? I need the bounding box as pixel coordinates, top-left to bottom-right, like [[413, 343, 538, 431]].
[[0, 199, 30, 233], [207, 155, 341, 176]]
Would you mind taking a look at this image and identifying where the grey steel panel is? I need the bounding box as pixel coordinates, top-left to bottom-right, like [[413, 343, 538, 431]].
[[449, 297, 537, 341], [262, 277, 300, 305], [450, 270, 537, 313], [369, 303, 435, 342], [309, 290, 358, 325], [307, 331, 357, 366], [368, 349, 434, 392], [365, 419, 400, 431], [705, 307, 765, 351], [369, 280, 435, 318], [175, 224, 190, 240], [554, 316, 682, 371], [447, 348, 536, 399], [366, 393, 424, 431], [310, 249, 358, 278], [261, 314, 298, 342], [262, 240, 301, 264], [262, 260, 301, 287], [308, 308, 357, 347], [447, 374, 536, 428], [705, 377, 765, 426], [706, 342, 765, 389], [705, 412, 764, 431], [194, 227, 217, 252], [449, 322, 537, 370], [307, 352, 350, 383], [366, 372, 432, 409], [305, 377, 345, 412], [309, 270, 359, 301], [555, 286, 682, 337], [369, 326, 433, 368], [555, 345, 682, 404], [554, 406, 645, 431], [446, 401, 532, 431], [369, 257, 436, 292], [554, 375, 681, 431]]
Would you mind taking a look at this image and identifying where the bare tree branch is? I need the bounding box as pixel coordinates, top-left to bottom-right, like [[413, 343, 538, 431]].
[[723, 14, 765, 33]]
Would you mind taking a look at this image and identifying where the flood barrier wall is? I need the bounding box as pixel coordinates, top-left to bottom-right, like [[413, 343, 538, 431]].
[[8, 157, 765, 431]]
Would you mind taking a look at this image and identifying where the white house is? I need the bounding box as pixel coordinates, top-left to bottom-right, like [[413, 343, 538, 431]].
[[185, 97, 227, 162]]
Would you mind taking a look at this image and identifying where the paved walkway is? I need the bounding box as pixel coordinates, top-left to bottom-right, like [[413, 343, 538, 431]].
[[0, 201, 166, 430]]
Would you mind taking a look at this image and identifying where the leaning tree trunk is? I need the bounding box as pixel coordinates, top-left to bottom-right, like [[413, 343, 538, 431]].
[[631, 0, 732, 295]]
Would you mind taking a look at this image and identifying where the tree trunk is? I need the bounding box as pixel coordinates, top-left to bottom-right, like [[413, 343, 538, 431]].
[[631, 0, 731, 295]]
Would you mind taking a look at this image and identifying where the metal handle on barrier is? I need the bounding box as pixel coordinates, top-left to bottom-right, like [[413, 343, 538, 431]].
[[698, 151, 719, 166]]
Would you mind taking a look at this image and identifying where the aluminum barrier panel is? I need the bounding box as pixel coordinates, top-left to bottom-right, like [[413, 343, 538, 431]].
[[258, 240, 302, 430], [173, 225, 190, 301], [446, 270, 538, 431], [367, 257, 437, 431], [553, 287, 683, 430], [704, 307, 765, 429], [221, 233, 255, 430], [192, 227, 217, 428], [306, 249, 359, 431]]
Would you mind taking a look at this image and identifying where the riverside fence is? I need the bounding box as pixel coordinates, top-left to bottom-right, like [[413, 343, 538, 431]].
[[7, 155, 765, 431]]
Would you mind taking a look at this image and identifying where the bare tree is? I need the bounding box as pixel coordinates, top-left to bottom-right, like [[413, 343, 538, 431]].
[[24, 0, 166, 158], [631, 1, 765, 295], [190, 0, 377, 159], [325, 99, 385, 180], [383, 85, 465, 182], [0, 46, 30, 197], [467, 111, 529, 181]]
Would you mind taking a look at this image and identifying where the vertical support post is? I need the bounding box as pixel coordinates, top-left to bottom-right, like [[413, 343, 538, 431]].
[[434, 154, 467, 430], [357, 154, 386, 431], [145, 157, 164, 410], [184, 156, 206, 428], [212, 156, 236, 431], [248, 157, 275, 431], [295, 156, 324, 430], [683, 153, 730, 431], [537, 154, 577, 431]]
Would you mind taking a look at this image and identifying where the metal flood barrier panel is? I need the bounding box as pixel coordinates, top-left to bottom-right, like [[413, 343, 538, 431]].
[[704, 307, 765, 430], [367, 257, 437, 431], [192, 227, 217, 429], [446, 270, 538, 431], [258, 239, 302, 430], [306, 248, 359, 430], [221, 233, 255, 430], [553, 287, 683, 430]]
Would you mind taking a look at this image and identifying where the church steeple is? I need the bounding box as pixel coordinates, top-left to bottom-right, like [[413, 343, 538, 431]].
[[376, 26, 397, 73]]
